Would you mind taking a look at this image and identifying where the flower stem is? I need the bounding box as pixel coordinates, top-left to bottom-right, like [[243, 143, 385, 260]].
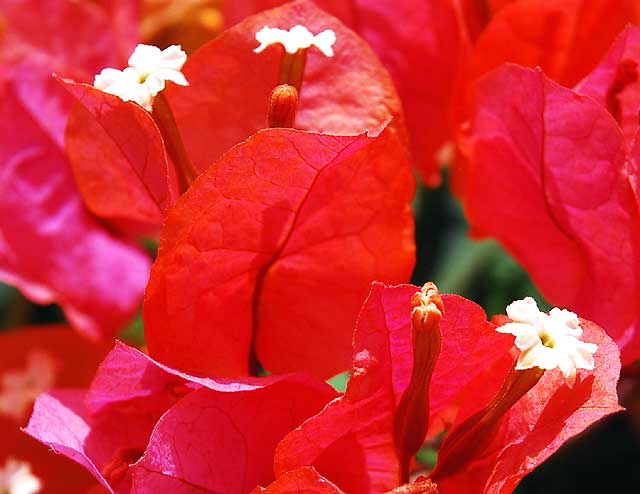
[[430, 365, 544, 482], [278, 50, 307, 94], [151, 92, 197, 194]]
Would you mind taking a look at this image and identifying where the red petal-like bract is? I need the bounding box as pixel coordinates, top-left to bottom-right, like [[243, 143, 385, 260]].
[[464, 64, 640, 363], [576, 26, 640, 146], [62, 79, 176, 227], [254, 467, 345, 493], [0, 0, 148, 339], [25, 343, 336, 494], [273, 283, 513, 492], [452, 1, 640, 197], [221, 0, 463, 185], [144, 127, 415, 378], [437, 320, 622, 494], [0, 326, 111, 494], [0, 78, 151, 340], [470, 0, 639, 89], [166, 0, 406, 175]]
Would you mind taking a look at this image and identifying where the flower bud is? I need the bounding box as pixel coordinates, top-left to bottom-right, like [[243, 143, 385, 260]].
[[268, 84, 299, 128], [393, 282, 443, 483]]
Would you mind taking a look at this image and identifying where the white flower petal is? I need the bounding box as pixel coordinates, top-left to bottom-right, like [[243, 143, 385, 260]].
[[286, 25, 316, 52], [313, 29, 337, 57], [144, 73, 166, 97], [514, 328, 542, 352], [128, 44, 163, 74], [156, 45, 188, 71], [517, 344, 557, 371], [154, 68, 189, 87], [558, 355, 577, 387], [254, 26, 289, 53], [495, 322, 532, 335], [506, 297, 542, 327]]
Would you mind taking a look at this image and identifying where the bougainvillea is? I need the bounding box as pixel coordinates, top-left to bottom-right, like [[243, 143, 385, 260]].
[[62, 79, 177, 229], [25, 342, 336, 493], [223, 0, 640, 187], [26, 283, 621, 493], [165, 0, 408, 175], [222, 0, 463, 185], [144, 126, 415, 378], [267, 283, 621, 493], [2, 1, 636, 493], [463, 27, 640, 364]]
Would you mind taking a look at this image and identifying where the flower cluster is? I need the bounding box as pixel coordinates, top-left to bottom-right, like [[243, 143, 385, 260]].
[[0, 0, 637, 493]]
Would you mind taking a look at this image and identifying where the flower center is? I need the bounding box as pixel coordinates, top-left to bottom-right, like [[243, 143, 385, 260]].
[[539, 330, 555, 348]]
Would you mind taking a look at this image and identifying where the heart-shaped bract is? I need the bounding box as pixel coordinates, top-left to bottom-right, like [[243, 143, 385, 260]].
[[62, 79, 177, 228], [464, 62, 640, 364], [144, 126, 415, 378]]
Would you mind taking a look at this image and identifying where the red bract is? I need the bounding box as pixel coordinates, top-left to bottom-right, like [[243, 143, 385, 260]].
[[451, 1, 639, 196], [144, 126, 415, 378], [463, 63, 640, 363], [576, 26, 640, 146], [269, 283, 621, 493], [271, 283, 513, 492], [25, 343, 337, 493], [62, 79, 177, 228], [0, 0, 149, 339], [221, 0, 463, 185], [165, 0, 407, 175], [254, 467, 344, 493], [0, 81, 151, 339], [469, 0, 639, 89], [0, 326, 111, 494], [436, 319, 621, 493]]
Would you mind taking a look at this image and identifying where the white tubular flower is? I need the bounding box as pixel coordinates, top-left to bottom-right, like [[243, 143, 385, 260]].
[[254, 25, 336, 57], [0, 458, 42, 494], [94, 66, 153, 110], [496, 297, 598, 386], [93, 44, 188, 111]]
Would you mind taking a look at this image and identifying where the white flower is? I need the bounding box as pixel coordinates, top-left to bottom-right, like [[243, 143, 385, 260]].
[[496, 297, 598, 386], [93, 44, 188, 111], [254, 25, 336, 57], [0, 458, 41, 494]]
